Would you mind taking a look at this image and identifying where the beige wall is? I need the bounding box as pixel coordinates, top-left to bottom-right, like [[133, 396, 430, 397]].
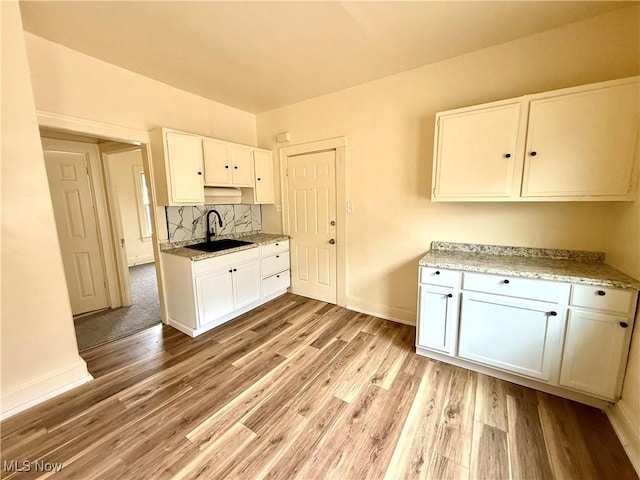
[[257, 4, 640, 456], [105, 149, 155, 266], [23, 32, 257, 146], [257, 5, 640, 322], [1, 2, 90, 415]]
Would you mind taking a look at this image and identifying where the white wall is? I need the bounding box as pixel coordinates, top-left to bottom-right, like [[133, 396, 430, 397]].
[[1, 2, 91, 416], [257, 5, 640, 322], [105, 149, 155, 266]]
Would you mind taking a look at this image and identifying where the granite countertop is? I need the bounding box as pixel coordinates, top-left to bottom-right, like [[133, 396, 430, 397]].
[[161, 233, 289, 261], [419, 242, 640, 290]]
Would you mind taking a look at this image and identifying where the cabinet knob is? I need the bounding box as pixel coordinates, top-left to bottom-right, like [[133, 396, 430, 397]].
[[504, 153, 511, 158], [447, 293, 453, 298], [276, 275, 280, 278], [233, 268, 237, 272], [225, 165, 229, 169], [549, 311, 558, 316], [197, 171, 202, 175], [620, 322, 629, 328], [275, 243, 279, 246], [234, 166, 239, 169], [435, 271, 441, 275], [530, 151, 537, 156], [503, 279, 510, 284], [257, 177, 261, 181], [228, 269, 232, 273], [596, 290, 606, 296], [276, 255, 279, 258]]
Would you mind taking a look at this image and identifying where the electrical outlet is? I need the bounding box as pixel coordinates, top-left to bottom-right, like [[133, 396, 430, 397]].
[[275, 204, 282, 213]]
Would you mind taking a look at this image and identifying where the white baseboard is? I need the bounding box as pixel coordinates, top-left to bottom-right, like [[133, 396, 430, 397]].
[[346, 296, 416, 326], [1, 359, 93, 420], [606, 400, 640, 475], [128, 254, 155, 267]]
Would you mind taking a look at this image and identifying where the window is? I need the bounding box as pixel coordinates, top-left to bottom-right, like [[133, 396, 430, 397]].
[[134, 166, 153, 239]]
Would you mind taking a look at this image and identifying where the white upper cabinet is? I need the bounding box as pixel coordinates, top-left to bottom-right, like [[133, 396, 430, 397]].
[[203, 140, 254, 187], [433, 102, 523, 200], [522, 83, 639, 198], [253, 149, 275, 204], [150, 128, 204, 206], [229, 145, 255, 187], [431, 77, 639, 202], [203, 138, 232, 186]]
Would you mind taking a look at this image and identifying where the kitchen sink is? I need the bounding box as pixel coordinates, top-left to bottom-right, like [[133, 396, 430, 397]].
[[184, 239, 254, 253]]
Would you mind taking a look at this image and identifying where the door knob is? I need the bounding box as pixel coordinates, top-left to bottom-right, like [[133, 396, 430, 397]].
[[329, 239, 336, 245], [330, 220, 336, 226]]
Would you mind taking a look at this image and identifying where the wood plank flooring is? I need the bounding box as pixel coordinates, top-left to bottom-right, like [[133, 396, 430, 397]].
[[1, 293, 637, 479]]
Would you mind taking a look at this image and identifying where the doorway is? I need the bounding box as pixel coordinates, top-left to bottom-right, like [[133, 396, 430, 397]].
[[41, 130, 162, 350], [280, 137, 347, 307]]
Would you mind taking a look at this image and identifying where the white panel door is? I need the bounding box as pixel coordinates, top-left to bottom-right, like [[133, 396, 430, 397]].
[[433, 102, 521, 199], [522, 83, 639, 197], [44, 146, 109, 315], [286, 150, 337, 304], [559, 309, 630, 399], [458, 292, 563, 382]]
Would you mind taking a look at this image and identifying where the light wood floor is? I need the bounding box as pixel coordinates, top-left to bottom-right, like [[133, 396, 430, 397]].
[[1, 294, 637, 479]]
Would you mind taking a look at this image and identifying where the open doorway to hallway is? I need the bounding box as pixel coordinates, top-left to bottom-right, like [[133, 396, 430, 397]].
[[40, 128, 161, 350]]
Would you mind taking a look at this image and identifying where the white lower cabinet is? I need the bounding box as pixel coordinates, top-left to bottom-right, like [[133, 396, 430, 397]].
[[458, 293, 563, 382], [261, 240, 291, 298], [162, 240, 290, 337], [417, 266, 638, 405], [417, 285, 458, 355]]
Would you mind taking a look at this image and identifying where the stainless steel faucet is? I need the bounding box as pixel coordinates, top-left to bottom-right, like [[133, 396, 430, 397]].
[[206, 209, 223, 243]]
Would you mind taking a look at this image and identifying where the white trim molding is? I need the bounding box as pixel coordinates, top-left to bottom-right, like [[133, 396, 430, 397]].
[[1, 360, 93, 420], [607, 400, 640, 475]]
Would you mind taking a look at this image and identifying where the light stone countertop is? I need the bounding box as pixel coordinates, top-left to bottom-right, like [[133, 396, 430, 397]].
[[160, 233, 289, 261], [419, 242, 640, 290]]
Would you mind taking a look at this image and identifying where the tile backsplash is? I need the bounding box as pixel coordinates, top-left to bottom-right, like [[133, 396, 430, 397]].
[[165, 204, 261, 242]]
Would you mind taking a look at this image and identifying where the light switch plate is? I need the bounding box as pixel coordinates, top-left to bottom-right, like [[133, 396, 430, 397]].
[[347, 202, 355, 214], [275, 204, 282, 213]]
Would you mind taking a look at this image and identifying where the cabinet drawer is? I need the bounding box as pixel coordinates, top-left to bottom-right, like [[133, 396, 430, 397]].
[[193, 247, 260, 275], [419, 267, 460, 287], [263, 270, 291, 297], [463, 272, 568, 303], [262, 252, 290, 277], [570, 285, 636, 314], [261, 240, 289, 257]]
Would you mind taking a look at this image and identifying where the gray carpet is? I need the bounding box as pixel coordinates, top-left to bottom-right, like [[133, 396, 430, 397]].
[[74, 263, 161, 351]]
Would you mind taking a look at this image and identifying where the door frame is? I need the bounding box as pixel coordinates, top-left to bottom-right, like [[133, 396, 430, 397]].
[[101, 142, 145, 307], [279, 137, 347, 307], [37, 110, 168, 323]]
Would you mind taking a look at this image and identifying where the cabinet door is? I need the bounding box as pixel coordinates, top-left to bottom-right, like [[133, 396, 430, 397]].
[[232, 260, 262, 309], [522, 83, 639, 198], [203, 139, 232, 186], [195, 268, 235, 327], [559, 309, 631, 399], [165, 132, 204, 204], [458, 293, 563, 382], [417, 285, 457, 355], [229, 145, 254, 187], [433, 102, 522, 200], [254, 150, 275, 204]]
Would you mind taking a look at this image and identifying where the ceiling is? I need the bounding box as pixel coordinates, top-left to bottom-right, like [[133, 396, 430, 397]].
[[19, 1, 630, 114]]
